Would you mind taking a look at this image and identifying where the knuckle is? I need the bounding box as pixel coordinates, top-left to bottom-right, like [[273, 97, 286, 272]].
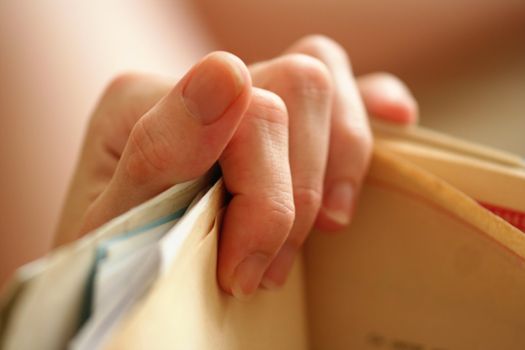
[[263, 192, 296, 232], [362, 72, 418, 118], [351, 124, 373, 152], [343, 125, 373, 168], [88, 73, 144, 133], [250, 192, 296, 253], [293, 185, 323, 214], [126, 118, 174, 182], [295, 34, 350, 66], [274, 54, 333, 97], [102, 73, 143, 101], [287, 232, 307, 251], [286, 185, 323, 250]]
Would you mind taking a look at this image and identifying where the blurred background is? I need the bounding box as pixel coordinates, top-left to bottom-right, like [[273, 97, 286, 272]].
[[0, 0, 524, 286]]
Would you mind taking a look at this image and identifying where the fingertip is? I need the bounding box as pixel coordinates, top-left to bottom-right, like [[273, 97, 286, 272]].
[[358, 73, 419, 125], [314, 211, 353, 233], [181, 51, 252, 125], [200, 51, 252, 87], [261, 242, 297, 289], [314, 185, 360, 233], [313, 180, 356, 231], [230, 253, 270, 300], [261, 276, 281, 291], [375, 94, 418, 125]]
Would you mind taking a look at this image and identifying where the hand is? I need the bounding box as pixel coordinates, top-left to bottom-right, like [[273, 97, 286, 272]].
[[54, 35, 417, 299]]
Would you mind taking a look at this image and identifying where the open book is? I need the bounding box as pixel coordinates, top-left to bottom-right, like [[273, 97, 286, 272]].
[[1, 122, 524, 350]]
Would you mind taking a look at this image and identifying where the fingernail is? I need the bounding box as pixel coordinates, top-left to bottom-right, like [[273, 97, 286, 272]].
[[182, 53, 245, 125], [261, 277, 280, 291], [231, 253, 269, 300], [261, 243, 296, 290], [323, 181, 355, 226]]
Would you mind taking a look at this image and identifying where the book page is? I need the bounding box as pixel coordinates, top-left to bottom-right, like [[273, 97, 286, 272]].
[[305, 147, 525, 349], [71, 188, 210, 350], [374, 122, 525, 232], [377, 139, 525, 210], [105, 181, 309, 350], [1, 176, 210, 350]]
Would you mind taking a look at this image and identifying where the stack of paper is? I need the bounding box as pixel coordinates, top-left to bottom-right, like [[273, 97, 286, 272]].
[[1, 175, 212, 349]]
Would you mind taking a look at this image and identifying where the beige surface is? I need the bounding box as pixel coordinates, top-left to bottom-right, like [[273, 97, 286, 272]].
[[305, 145, 525, 349], [417, 47, 525, 155]]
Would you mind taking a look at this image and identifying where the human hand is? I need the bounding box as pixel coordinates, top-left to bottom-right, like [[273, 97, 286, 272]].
[[54, 35, 417, 299]]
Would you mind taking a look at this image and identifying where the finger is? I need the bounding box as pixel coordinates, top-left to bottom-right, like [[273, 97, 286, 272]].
[[357, 72, 419, 124], [83, 73, 175, 189], [286, 35, 372, 231], [218, 88, 295, 299], [80, 51, 252, 233], [88, 73, 175, 165], [249, 54, 333, 288], [55, 74, 174, 246]]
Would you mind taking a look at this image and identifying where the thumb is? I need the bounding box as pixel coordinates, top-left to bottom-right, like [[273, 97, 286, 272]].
[[81, 51, 252, 233]]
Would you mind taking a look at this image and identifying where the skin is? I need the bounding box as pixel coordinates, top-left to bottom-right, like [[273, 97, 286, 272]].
[[54, 35, 418, 299]]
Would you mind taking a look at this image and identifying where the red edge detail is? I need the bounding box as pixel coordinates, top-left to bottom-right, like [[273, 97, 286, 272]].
[[478, 201, 525, 233]]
